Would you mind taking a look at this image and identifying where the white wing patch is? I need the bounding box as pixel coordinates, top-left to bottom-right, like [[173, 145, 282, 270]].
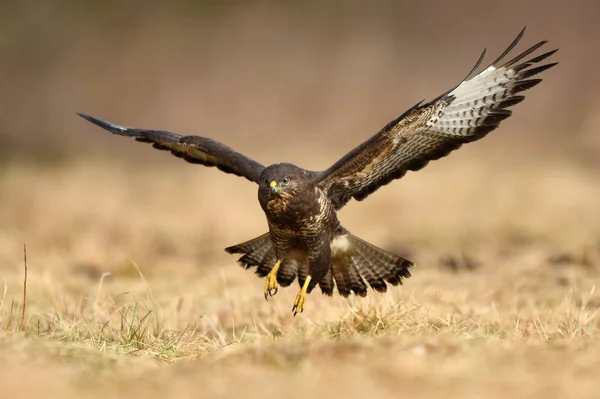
[[424, 66, 518, 137]]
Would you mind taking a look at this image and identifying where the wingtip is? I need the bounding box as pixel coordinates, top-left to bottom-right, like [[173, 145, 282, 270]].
[[76, 112, 129, 135], [76, 112, 97, 124]]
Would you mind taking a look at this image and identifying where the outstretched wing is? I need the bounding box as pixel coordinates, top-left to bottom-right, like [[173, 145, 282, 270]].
[[316, 28, 558, 209], [77, 113, 265, 184]]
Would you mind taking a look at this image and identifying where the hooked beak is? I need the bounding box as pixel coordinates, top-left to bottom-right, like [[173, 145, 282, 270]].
[[269, 180, 278, 194]]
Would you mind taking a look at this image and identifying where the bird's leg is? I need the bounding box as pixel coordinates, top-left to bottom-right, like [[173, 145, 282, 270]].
[[292, 275, 312, 316], [291, 242, 329, 315], [264, 259, 282, 300]]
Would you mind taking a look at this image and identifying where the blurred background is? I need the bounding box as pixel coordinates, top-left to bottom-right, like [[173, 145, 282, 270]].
[[1, 0, 598, 165]]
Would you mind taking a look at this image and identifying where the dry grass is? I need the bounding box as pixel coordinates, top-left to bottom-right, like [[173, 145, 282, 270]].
[[0, 153, 599, 398]]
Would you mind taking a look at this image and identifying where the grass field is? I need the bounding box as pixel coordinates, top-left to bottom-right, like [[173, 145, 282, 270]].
[[0, 153, 599, 398]]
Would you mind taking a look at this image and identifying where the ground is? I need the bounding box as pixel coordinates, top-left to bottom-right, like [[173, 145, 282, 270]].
[[0, 153, 598, 398]]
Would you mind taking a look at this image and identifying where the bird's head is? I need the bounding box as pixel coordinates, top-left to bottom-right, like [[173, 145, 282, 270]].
[[258, 163, 311, 209]]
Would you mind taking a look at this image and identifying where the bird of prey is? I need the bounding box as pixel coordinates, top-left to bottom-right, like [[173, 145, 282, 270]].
[[78, 28, 557, 315]]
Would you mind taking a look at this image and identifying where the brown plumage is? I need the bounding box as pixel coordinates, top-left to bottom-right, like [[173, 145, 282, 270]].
[[77, 28, 557, 315]]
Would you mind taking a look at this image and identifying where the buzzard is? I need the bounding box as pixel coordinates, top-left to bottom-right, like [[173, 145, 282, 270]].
[[78, 28, 557, 315]]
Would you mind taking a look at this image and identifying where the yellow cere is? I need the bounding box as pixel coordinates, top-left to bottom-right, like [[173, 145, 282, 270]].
[[269, 180, 277, 188]]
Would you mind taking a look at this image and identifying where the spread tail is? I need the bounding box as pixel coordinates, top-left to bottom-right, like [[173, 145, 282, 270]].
[[225, 231, 414, 297]]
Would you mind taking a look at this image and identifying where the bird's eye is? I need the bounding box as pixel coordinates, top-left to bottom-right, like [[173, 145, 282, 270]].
[[264, 178, 269, 185], [282, 177, 290, 184]]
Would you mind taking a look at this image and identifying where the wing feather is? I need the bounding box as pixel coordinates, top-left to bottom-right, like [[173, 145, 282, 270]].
[[77, 113, 265, 184], [317, 28, 558, 209]]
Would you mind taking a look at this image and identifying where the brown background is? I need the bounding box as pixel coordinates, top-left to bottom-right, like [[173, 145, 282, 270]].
[[1, 0, 598, 166]]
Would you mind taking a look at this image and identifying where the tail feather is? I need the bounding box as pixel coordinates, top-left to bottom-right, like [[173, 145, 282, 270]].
[[256, 247, 277, 276], [330, 232, 413, 297], [276, 259, 298, 287], [225, 233, 299, 286], [350, 234, 413, 285], [225, 233, 271, 263], [346, 262, 368, 297], [353, 246, 390, 282], [350, 255, 387, 293], [239, 243, 271, 269], [319, 270, 335, 296], [330, 256, 367, 297]]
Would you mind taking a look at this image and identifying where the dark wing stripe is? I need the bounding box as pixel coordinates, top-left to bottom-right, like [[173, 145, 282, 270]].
[[77, 113, 265, 184], [316, 29, 557, 209]]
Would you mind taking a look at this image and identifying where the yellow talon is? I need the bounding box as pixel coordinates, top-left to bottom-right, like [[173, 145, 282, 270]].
[[292, 275, 312, 316], [264, 259, 282, 300]]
